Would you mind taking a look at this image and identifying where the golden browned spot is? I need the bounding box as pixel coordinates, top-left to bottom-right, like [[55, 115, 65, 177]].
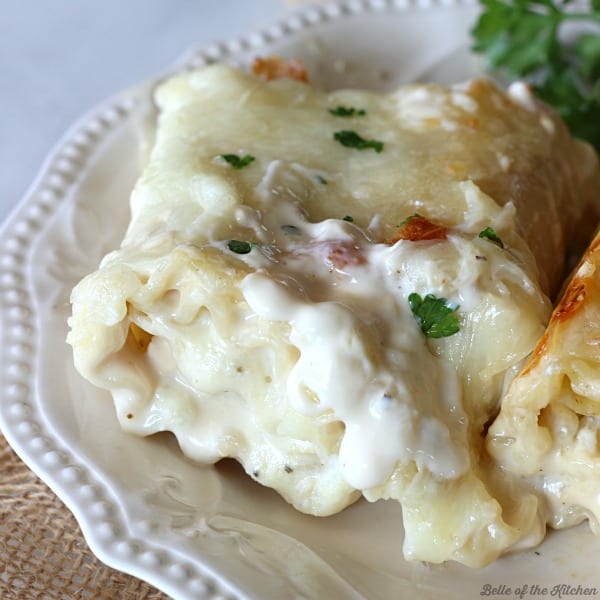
[[519, 276, 588, 377], [129, 322, 153, 352], [251, 55, 309, 83], [553, 280, 586, 323], [462, 117, 480, 129], [519, 331, 549, 377], [446, 162, 467, 177], [390, 215, 448, 243], [590, 235, 600, 256], [127, 413, 134, 420], [466, 78, 500, 102]]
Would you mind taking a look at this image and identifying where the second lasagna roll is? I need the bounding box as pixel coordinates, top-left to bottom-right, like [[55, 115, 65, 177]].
[[488, 229, 600, 534]]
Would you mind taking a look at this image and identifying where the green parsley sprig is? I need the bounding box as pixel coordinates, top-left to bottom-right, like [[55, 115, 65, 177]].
[[478, 226, 504, 248], [227, 240, 254, 254], [471, 0, 600, 151], [218, 154, 256, 169], [329, 106, 367, 117], [333, 130, 384, 153], [408, 293, 461, 338], [227, 239, 279, 260]]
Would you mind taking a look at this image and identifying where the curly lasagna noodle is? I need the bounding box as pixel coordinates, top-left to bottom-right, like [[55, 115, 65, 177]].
[[67, 62, 600, 566]]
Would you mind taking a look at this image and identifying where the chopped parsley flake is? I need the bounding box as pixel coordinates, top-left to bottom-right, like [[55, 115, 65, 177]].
[[281, 224, 301, 235], [329, 105, 367, 117], [227, 240, 253, 254], [333, 130, 384, 153], [342, 215, 354, 222], [408, 293, 460, 339], [478, 226, 504, 248], [313, 174, 328, 184], [218, 153, 255, 169]]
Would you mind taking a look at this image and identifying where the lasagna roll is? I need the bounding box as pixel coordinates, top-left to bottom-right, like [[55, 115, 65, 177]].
[[67, 64, 599, 566], [488, 230, 600, 533]]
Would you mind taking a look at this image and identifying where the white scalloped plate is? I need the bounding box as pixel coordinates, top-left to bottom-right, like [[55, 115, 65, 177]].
[[3, 1, 600, 599]]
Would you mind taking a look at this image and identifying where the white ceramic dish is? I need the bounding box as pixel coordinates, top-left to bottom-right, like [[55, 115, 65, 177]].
[[2, 1, 600, 598]]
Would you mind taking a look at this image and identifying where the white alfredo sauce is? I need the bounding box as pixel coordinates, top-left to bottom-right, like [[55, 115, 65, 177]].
[[221, 164, 497, 491]]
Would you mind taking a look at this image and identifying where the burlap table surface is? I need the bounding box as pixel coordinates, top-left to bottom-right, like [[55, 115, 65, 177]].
[[0, 432, 170, 599]]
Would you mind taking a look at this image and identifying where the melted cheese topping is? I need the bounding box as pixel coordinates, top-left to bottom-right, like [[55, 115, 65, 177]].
[[68, 64, 599, 566]]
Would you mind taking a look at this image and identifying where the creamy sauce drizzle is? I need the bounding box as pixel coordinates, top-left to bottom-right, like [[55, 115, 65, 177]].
[[222, 163, 524, 490]]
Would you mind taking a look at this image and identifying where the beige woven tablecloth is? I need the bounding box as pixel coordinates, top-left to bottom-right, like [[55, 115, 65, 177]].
[[0, 433, 170, 599]]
